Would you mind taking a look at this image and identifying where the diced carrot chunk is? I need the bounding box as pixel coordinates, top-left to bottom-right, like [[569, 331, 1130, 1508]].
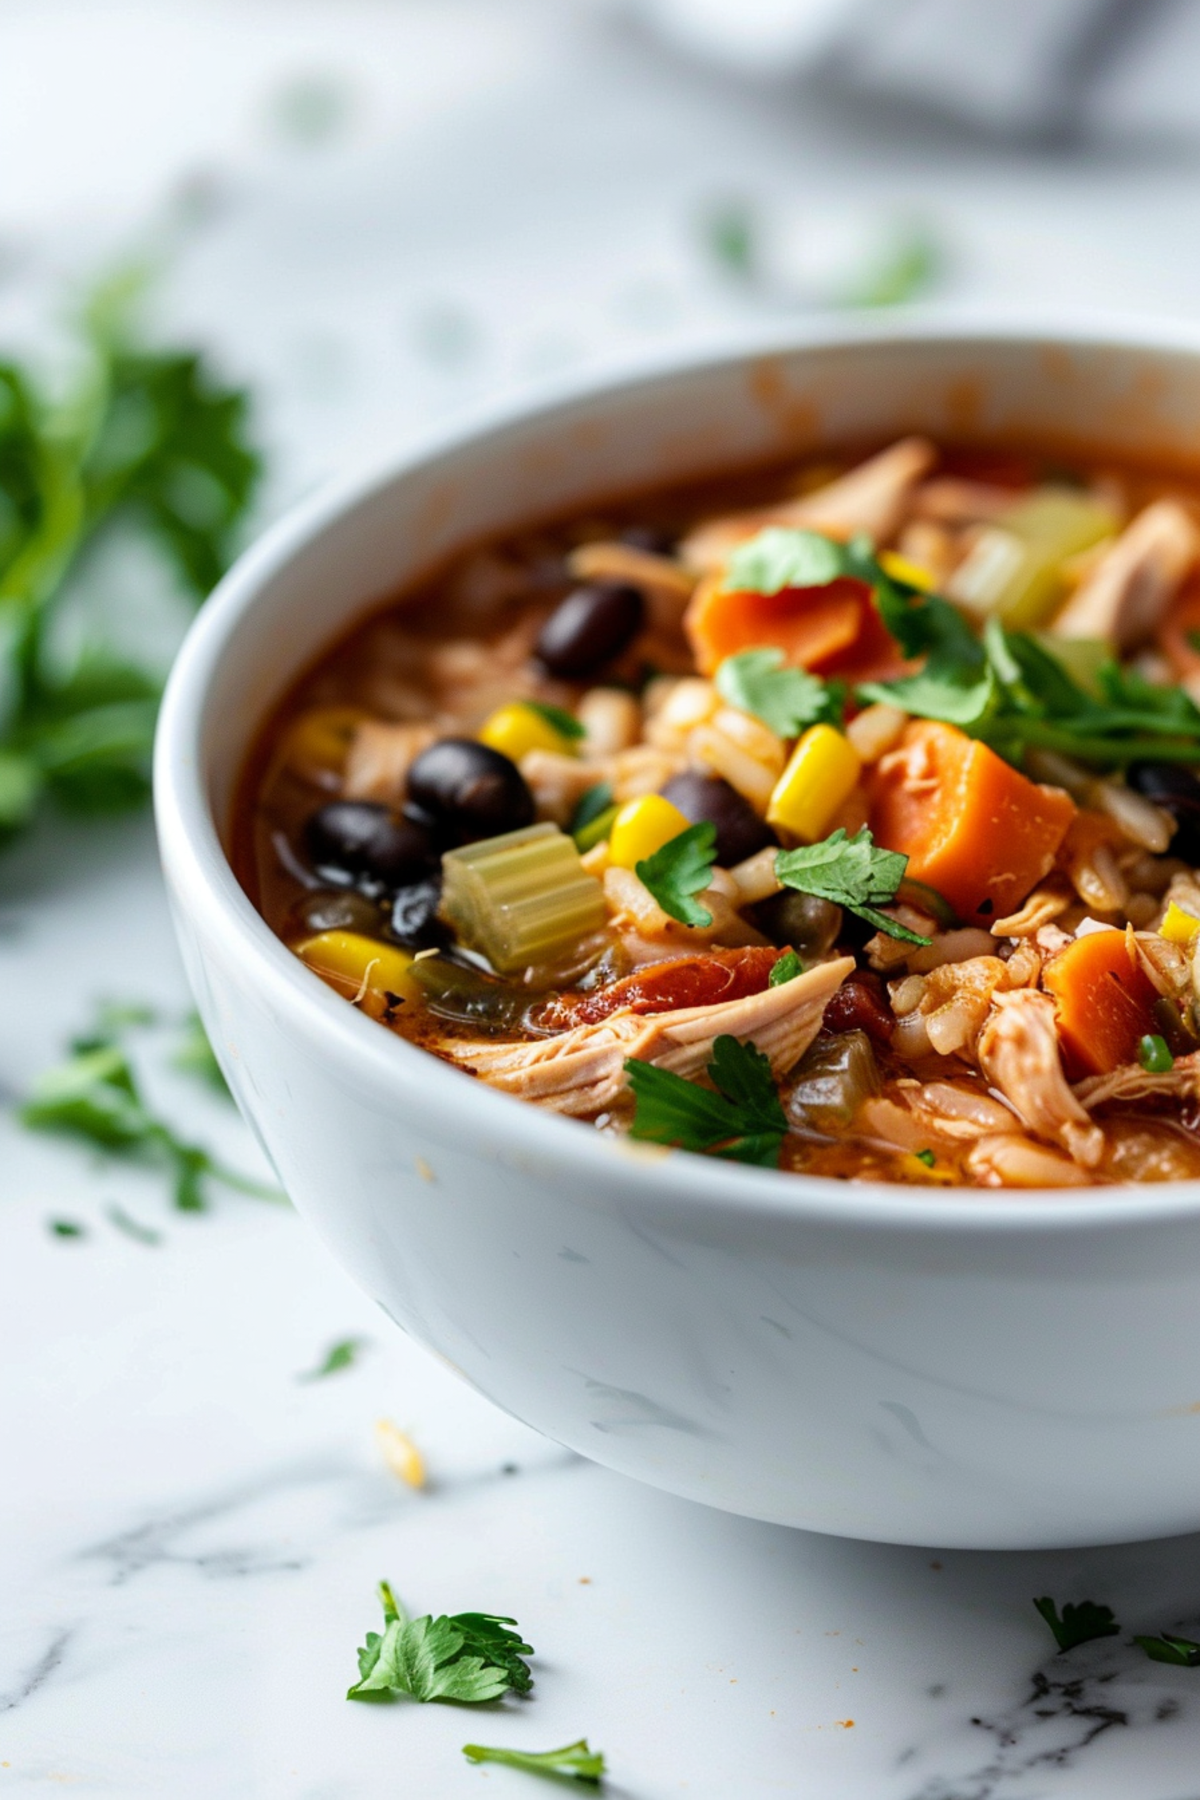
[[684, 574, 864, 676], [1042, 929, 1161, 1079], [867, 721, 1076, 926]]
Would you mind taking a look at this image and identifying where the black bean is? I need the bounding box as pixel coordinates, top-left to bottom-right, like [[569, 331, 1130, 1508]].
[[1127, 763, 1200, 861], [754, 889, 843, 961], [293, 888, 383, 935], [405, 738, 535, 844], [535, 582, 645, 679], [304, 802, 436, 891], [659, 771, 775, 867], [388, 875, 449, 951]]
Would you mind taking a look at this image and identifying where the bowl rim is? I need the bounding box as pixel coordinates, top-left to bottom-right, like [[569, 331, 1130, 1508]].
[[154, 308, 1200, 1234]]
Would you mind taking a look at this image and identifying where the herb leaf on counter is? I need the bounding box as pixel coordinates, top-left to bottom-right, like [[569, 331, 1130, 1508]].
[[19, 1010, 281, 1211], [298, 1336, 371, 1382], [1134, 1631, 1200, 1667], [1033, 1597, 1121, 1653], [462, 1739, 607, 1784], [776, 827, 932, 946], [716, 647, 842, 735], [626, 1033, 787, 1167], [635, 822, 717, 927], [348, 1579, 533, 1704]]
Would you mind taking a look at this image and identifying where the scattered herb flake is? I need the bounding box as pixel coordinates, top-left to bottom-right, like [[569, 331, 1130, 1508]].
[[915, 1148, 936, 1168], [769, 950, 804, 987], [626, 1033, 787, 1168], [20, 1015, 282, 1211], [1134, 1631, 1200, 1667], [1138, 1034, 1174, 1074], [298, 1336, 370, 1382], [775, 827, 931, 946], [348, 1580, 533, 1704], [462, 1739, 606, 1784], [105, 1203, 161, 1245], [1033, 1597, 1120, 1653], [715, 647, 843, 735], [635, 821, 717, 927], [48, 1218, 85, 1239], [844, 223, 941, 309], [524, 700, 585, 742]]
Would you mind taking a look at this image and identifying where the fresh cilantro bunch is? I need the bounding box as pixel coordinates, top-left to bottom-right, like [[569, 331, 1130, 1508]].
[[0, 272, 259, 850], [626, 1034, 787, 1167], [348, 1579, 534, 1704]]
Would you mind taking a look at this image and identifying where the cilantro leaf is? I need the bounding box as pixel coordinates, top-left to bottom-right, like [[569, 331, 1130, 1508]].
[[1134, 1632, 1200, 1668], [298, 1336, 371, 1382], [462, 1739, 607, 1784], [716, 648, 843, 735], [524, 700, 585, 742], [347, 1581, 532, 1704], [19, 1009, 282, 1211], [626, 1033, 787, 1167], [635, 822, 717, 926], [769, 950, 803, 986], [1033, 1597, 1120, 1653], [723, 526, 851, 596], [775, 827, 931, 946]]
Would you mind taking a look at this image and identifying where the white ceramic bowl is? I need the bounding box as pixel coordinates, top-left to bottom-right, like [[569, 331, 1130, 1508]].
[[156, 318, 1200, 1550]]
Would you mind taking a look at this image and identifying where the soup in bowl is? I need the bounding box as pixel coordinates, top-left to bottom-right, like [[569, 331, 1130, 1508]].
[[156, 322, 1200, 1547]]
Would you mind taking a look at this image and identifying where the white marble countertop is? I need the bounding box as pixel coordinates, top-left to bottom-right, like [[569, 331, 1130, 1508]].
[[5, 5, 1200, 1795]]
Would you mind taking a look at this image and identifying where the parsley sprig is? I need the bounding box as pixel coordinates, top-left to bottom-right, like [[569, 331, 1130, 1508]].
[[775, 827, 932, 946], [348, 1579, 534, 1704], [0, 272, 259, 851], [626, 1034, 787, 1167], [636, 821, 717, 926], [463, 1739, 606, 1783], [1033, 1597, 1120, 1653], [715, 647, 843, 736]]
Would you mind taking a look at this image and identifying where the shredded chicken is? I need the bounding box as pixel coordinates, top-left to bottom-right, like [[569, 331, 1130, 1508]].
[[679, 438, 937, 573], [911, 477, 1022, 525], [976, 990, 1103, 1166], [965, 1135, 1093, 1188], [1052, 498, 1200, 650], [441, 956, 854, 1115], [567, 541, 695, 631], [1075, 1052, 1200, 1111], [990, 878, 1073, 937], [859, 1080, 1016, 1151]]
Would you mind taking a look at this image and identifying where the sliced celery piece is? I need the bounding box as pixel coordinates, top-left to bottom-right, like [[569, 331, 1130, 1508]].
[[441, 822, 607, 973], [948, 487, 1116, 629]]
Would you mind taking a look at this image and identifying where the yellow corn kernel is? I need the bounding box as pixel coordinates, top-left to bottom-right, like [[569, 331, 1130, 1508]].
[[879, 550, 937, 592], [479, 702, 576, 761], [280, 705, 366, 786], [375, 1418, 427, 1489], [292, 931, 415, 1021], [1160, 900, 1200, 946], [609, 794, 692, 869], [767, 724, 862, 842]]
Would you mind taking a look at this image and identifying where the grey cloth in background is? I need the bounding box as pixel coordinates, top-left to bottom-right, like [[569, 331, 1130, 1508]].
[[620, 0, 1200, 141]]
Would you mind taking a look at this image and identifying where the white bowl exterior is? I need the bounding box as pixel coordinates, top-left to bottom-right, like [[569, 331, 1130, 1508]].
[[157, 321, 1200, 1548]]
